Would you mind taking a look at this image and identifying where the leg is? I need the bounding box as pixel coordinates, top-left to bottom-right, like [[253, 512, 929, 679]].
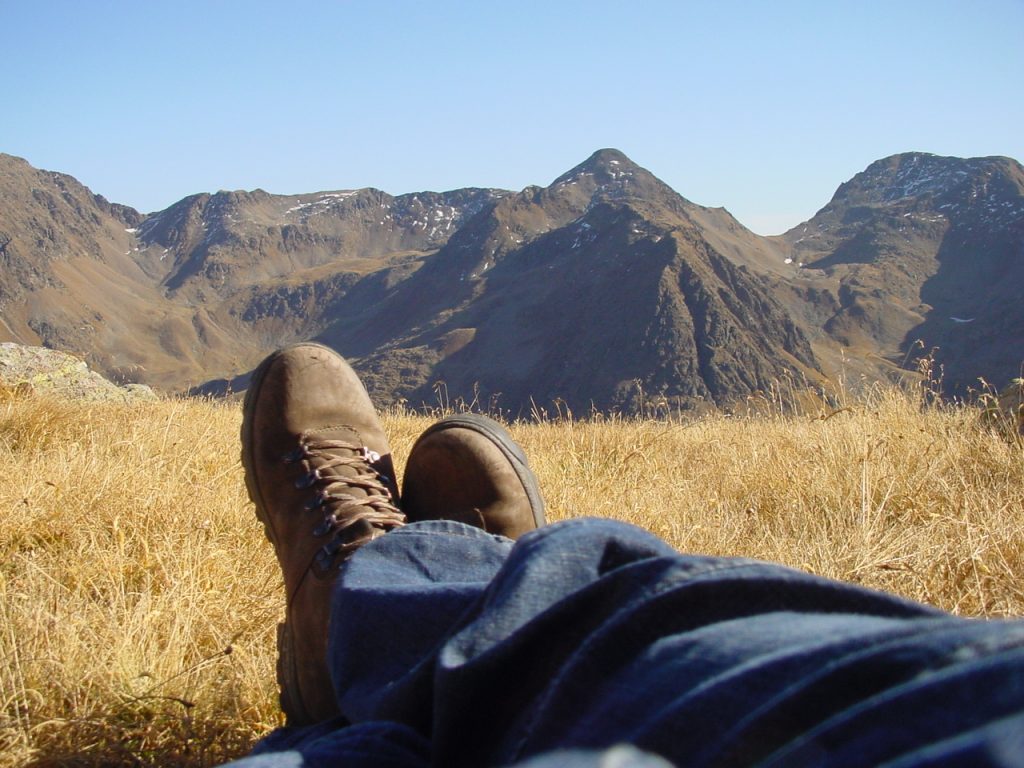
[[327, 518, 1024, 767], [239, 350, 1024, 766], [242, 351, 546, 732], [331, 413, 548, 725]]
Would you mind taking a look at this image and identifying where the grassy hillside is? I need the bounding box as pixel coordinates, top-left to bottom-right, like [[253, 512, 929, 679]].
[[1, 383, 1021, 766]]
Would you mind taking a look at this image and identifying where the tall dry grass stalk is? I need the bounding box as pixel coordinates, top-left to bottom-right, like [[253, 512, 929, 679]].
[[0, 382, 1021, 765]]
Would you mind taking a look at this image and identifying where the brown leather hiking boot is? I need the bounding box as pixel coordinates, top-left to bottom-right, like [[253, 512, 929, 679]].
[[241, 343, 405, 725], [402, 414, 545, 539]]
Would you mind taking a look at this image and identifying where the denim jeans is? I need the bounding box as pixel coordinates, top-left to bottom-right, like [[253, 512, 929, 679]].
[[229, 519, 1024, 767]]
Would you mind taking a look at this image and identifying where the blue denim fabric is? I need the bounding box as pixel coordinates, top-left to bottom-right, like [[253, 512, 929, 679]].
[[230, 519, 1024, 767]]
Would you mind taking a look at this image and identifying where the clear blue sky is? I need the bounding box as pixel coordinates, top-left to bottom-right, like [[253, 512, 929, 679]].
[[3, 1, 1022, 234]]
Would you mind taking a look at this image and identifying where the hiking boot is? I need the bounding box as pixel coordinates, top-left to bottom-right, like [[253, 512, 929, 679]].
[[241, 343, 404, 725], [402, 414, 545, 539]]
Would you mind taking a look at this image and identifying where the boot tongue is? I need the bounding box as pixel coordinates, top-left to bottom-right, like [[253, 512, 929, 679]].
[[309, 424, 362, 445], [302, 428, 391, 496], [298, 427, 404, 573]]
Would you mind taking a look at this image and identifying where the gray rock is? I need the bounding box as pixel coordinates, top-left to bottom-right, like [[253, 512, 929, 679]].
[[0, 343, 158, 402]]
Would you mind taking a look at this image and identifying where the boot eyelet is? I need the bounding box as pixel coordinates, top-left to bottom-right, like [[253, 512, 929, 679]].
[[282, 446, 307, 463], [322, 538, 343, 556], [315, 548, 333, 569], [295, 469, 320, 489]]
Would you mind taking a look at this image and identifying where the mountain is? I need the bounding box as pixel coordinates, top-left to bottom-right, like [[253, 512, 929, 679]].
[[0, 149, 1020, 412], [134, 185, 505, 299], [776, 152, 1024, 392], [317, 149, 819, 414], [0, 153, 228, 386], [0, 152, 505, 390]]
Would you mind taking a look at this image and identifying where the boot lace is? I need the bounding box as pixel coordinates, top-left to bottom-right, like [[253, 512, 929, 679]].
[[283, 431, 405, 570]]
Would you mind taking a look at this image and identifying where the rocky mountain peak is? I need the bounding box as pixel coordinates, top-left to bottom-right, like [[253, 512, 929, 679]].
[[414, 150, 692, 287], [552, 148, 638, 188], [830, 153, 1024, 213], [780, 151, 1024, 397], [545, 149, 695, 229]]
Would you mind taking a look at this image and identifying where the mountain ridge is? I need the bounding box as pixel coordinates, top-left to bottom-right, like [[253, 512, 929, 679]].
[[0, 149, 1020, 413]]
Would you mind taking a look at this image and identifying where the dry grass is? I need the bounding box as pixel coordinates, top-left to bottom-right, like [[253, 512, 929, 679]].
[[0, 382, 1021, 766]]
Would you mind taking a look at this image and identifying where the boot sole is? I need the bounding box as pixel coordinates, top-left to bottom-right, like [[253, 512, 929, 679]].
[[276, 621, 309, 724], [410, 414, 546, 528]]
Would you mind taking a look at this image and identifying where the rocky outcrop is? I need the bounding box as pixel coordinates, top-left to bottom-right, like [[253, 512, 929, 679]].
[[0, 343, 156, 402]]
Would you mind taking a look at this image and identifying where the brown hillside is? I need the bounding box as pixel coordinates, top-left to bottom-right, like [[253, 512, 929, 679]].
[[0, 150, 1021, 411]]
